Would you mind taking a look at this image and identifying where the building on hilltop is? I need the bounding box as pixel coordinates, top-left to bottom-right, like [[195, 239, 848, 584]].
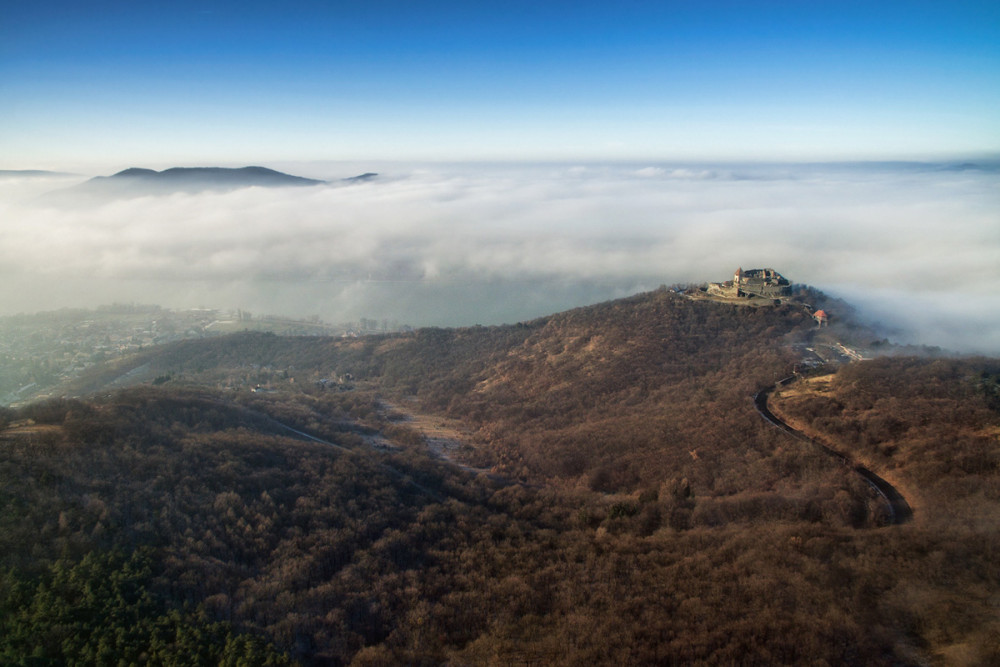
[[706, 267, 792, 299]]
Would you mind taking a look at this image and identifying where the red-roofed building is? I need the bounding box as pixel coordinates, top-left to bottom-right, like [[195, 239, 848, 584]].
[[813, 309, 828, 327]]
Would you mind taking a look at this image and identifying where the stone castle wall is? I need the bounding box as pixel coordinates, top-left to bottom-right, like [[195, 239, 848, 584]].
[[706, 268, 791, 299], [741, 281, 791, 297]]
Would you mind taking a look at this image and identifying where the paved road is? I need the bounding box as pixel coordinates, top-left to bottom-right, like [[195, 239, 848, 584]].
[[754, 378, 912, 525]]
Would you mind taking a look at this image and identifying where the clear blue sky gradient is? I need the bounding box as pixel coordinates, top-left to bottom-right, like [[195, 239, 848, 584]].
[[3, 0, 999, 166]]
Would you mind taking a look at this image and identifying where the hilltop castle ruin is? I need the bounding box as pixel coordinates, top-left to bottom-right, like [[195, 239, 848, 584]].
[[707, 267, 791, 299]]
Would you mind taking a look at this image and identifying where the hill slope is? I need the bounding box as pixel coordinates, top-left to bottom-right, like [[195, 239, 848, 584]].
[[5, 288, 1000, 663], [69, 289, 849, 497]]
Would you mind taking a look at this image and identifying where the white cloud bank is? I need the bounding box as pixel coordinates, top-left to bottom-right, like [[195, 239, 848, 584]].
[[1, 162, 998, 353]]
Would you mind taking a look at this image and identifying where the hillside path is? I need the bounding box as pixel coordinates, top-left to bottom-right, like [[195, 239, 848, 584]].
[[219, 399, 448, 501], [754, 378, 913, 525], [380, 401, 499, 478]]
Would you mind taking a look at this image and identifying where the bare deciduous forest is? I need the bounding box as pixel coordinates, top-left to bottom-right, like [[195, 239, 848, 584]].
[[2, 290, 998, 664]]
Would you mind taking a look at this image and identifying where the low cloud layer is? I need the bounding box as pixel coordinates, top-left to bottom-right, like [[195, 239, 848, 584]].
[[1, 162, 998, 353]]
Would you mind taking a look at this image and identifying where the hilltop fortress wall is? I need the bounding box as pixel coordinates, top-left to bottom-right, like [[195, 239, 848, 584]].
[[707, 267, 791, 299]]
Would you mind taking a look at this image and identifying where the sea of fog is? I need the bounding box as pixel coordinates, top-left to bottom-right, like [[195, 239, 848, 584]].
[[1, 161, 998, 354]]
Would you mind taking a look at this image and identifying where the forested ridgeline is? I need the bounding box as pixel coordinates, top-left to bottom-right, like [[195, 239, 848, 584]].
[[767, 357, 1000, 662], [769, 357, 1000, 527], [66, 290, 829, 495], [410, 291, 816, 491], [5, 291, 999, 663], [0, 386, 977, 665]]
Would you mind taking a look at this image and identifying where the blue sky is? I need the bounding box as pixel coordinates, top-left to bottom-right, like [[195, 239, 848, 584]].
[[2, 1, 999, 167]]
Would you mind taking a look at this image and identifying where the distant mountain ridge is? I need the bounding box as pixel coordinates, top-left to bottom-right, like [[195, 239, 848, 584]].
[[91, 165, 326, 190], [41, 165, 353, 203], [343, 172, 378, 183], [0, 169, 76, 178]]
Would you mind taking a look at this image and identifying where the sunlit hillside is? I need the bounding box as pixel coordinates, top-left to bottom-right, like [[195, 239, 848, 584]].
[[4, 288, 998, 663]]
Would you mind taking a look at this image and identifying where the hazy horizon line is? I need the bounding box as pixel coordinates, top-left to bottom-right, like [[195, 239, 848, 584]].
[[5, 153, 1000, 176]]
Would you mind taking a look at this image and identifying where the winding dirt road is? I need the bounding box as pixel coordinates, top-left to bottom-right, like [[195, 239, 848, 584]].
[[754, 378, 912, 525]]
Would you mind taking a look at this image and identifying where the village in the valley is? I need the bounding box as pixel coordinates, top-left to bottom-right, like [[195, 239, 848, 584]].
[[0, 305, 405, 406]]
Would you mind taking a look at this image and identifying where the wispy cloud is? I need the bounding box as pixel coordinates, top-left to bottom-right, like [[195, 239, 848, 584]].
[[1, 163, 997, 352]]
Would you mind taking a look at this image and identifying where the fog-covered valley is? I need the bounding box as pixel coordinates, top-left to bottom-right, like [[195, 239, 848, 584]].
[[2, 160, 998, 353]]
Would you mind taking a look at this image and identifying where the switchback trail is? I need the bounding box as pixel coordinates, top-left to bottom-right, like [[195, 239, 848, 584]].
[[754, 378, 913, 525]]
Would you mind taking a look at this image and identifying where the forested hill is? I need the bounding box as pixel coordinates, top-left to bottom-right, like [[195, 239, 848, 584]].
[[6, 288, 1000, 663], [69, 289, 818, 492]]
